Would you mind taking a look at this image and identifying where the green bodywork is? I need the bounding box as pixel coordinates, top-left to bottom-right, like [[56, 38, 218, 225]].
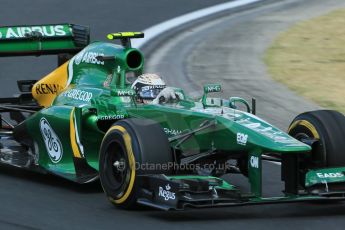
[[0, 24, 89, 56], [6, 29, 345, 207], [305, 167, 345, 187]]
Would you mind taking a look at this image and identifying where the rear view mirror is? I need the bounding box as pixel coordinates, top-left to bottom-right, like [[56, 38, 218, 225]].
[[202, 83, 222, 108]]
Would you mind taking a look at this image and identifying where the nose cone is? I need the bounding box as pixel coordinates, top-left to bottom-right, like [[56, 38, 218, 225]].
[[219, 109, 311, 153]]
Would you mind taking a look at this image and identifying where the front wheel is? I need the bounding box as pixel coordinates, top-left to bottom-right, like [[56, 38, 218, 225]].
[[288, 110, 345, 168], [99, 118, 173, 209]]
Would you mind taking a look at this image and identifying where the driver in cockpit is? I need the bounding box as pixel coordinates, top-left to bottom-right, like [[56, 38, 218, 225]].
[[131, 73, 177, 104]]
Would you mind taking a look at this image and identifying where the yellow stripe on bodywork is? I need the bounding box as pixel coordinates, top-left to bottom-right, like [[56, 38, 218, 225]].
[[288, 120, 320, 139], [70, 108, 82, 158], [32, 61, 70, 107], [105, 125, 136, 204]]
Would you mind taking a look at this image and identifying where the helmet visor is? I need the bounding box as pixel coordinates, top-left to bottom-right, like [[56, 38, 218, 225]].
[[139, 86, 164, 100]]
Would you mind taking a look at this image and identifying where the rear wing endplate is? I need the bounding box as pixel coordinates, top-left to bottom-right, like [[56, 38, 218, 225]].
[[0, 23, 90, 56]]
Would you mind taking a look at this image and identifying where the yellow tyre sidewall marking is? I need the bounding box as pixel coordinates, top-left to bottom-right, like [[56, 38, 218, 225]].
[[288, 120, 320, 139], [104, 125, 136, 204]]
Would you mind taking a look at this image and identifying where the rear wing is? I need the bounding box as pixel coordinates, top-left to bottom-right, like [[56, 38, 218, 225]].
[[0, 23, 90, 57]]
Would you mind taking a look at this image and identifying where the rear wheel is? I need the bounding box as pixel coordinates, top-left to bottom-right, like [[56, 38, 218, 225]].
[[288, 110, 345, 168], [99, 118, 173, 209]]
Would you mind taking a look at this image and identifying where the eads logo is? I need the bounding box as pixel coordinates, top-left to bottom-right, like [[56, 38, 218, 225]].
[[39, 118, 63, 163]]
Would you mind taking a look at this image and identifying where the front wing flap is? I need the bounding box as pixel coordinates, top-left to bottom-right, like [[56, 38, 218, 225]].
[[137, 174, 245, 210], [137, 174, 345, 211]]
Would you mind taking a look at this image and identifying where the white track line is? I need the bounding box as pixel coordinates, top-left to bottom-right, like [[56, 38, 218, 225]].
[[132, 0, 263, 48]]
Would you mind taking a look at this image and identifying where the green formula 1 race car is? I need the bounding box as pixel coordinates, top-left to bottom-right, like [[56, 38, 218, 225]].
[[1, 23, 345, 210]]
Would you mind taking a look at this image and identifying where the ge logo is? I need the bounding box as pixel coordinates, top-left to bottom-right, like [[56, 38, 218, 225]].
[[250, 156, 259, 169]]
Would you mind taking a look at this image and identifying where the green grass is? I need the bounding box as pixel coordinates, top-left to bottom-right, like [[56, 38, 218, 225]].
[[265, 9, 345, 113]]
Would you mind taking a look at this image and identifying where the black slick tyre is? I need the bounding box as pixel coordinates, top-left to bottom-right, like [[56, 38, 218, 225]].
[[99, 118, 173, 209], [288, 110, 345, 168]]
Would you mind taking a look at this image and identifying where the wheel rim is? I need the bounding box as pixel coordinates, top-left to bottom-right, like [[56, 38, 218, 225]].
[[289, 124, 326, 167], [104, 140, 131, 196], [293, 132, 310, 141]]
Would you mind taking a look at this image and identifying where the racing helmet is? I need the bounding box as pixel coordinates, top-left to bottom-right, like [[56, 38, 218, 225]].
[[131, 73, 166, 100]]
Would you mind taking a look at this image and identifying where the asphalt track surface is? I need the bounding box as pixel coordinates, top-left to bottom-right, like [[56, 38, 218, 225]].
[[1, 0, 345, 229]]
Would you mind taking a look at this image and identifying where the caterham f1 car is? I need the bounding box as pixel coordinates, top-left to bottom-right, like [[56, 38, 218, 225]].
[[1, 23, 345, 210]]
